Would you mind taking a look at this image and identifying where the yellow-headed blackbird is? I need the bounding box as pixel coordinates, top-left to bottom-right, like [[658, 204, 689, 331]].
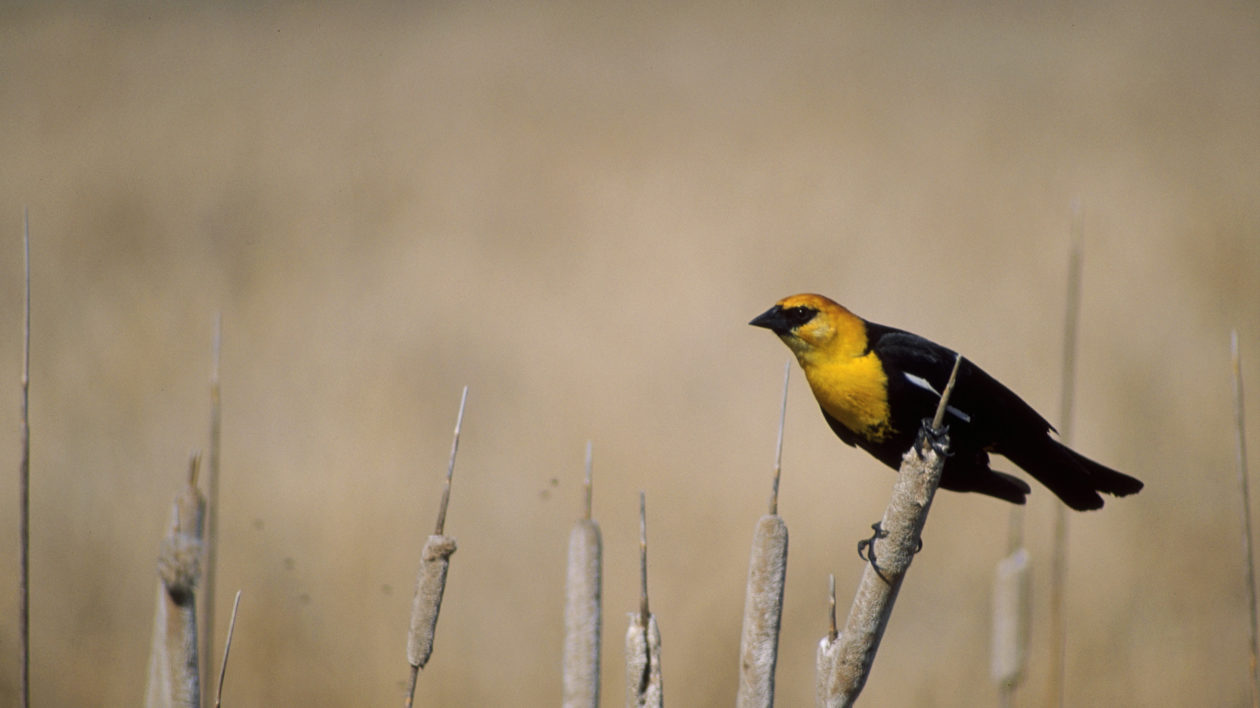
[[750, 293, 1142, 510]]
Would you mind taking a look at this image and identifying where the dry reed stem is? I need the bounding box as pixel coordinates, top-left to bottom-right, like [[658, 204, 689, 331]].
[[816, 355, 960, 707], [563, 442, 603, 708], [1233, 331, 1259, 708], [18, 207, 31, 708], [625, 492, 663, 707], [403, 387, 467, 707], [146, 454, 206, 708], [202, 313, 223, 704], [1047, 203, 1084, 708], [215, 590, 241, 708], [736, 361, 791, 708]]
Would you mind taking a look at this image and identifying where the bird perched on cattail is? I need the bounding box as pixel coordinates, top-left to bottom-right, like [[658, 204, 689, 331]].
[[750, 293, 1142, 510]]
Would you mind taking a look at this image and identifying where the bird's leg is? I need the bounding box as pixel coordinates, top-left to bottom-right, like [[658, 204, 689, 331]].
[[858, 522, 924, 581], [856, 522, 885, 562], [857, 522, 891, 581], [917, 417, 952, 459]]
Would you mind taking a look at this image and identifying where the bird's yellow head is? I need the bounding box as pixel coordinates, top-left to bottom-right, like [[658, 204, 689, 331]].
[[749, 293, 869, 364]]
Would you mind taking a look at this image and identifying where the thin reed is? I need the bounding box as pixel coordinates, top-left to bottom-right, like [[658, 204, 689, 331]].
[[201, 314, 223, 704], [214, 590, 242, 708], [1047, 203, 1085, 708], [1233, 331, 1259, 708], [18, 208, 31, 708]]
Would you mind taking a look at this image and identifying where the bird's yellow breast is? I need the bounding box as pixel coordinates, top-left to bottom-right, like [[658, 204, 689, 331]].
[[800, 350, 894, 442]]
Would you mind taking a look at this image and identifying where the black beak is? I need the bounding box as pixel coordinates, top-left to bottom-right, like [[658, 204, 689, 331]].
[[749, 305, 788, 333]]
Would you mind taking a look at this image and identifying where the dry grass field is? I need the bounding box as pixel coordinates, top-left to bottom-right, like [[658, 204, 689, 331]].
[[1, 2, 1258, 705]]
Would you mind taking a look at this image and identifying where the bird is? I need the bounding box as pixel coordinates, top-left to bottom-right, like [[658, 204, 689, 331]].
[[749, 293, 1143, 510]]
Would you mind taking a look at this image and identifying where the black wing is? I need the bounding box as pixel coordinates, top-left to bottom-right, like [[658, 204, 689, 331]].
[[866, 323, 1056, 447]]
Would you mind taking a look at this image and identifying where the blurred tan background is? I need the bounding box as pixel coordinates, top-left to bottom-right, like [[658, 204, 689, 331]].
[[1, 2, 1258, 705]]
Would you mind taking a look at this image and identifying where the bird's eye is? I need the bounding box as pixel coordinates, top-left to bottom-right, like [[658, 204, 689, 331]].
[[782, 306, 817, 328]]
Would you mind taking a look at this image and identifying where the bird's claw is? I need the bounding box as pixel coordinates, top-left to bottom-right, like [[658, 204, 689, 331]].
[[856, 521, 924, 581], [857, 522, 893, 582], [916, 418, 952, 459], [856, 522, 886, 564]]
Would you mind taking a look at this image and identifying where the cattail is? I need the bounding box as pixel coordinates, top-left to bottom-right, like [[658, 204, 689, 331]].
[[563, 442, 603, 708], [403, 387, 467, 708], [406, 535, 458, 672], [990, 549, 1030, 691], [737, 516, 788, 708], [625, 613, 663, 708], [625, 492, 662, 708], [736, 361, 791, 708], [146, 454, 206, 708], [816, 575, 841, 707]]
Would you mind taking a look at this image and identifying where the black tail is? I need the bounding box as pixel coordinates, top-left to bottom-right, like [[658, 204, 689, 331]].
[[968, 470, 1033, 505], [1001, 438, 1143, 511]]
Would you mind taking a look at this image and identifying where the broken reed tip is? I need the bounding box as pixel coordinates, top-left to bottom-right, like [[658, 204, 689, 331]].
[[212, 312, 222, 382], [584, 440, 593, 521], [930, 354, 963, 432], [638, 491, 649, 624], [187, 452, 202, 488], [770, 359, 790, 516], [827, 574, 837, 641], [434, 386, 468, 536]]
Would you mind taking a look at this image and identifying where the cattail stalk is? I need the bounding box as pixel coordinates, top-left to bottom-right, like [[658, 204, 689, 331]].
[[736, 361, 791, 708], [563, 442, 603, 708], [202, 313, 223, 704], [146, 455, 206, 708], [626, 492, 662, 708], [816, 355, 960, 707], [404, 386, 467, 708], [18, 207, 31, 708], [1233, 331, 1259, 708], [1048, 206, 1085, 708]]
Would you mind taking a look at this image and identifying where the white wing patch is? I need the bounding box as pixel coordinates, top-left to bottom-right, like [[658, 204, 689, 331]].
[[903, 372, 972, 423], [903, 373, 936, 394]]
